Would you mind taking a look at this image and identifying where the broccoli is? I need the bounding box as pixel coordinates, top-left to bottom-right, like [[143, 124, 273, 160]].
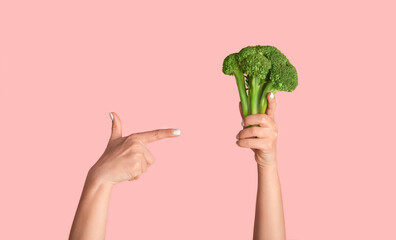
[[222, 45, 298, 117]]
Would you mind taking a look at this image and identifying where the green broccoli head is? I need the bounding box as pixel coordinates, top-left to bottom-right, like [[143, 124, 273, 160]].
[[222, 53, 239, 75], [269, 61, 298, 92], [256, 45, 289, 65], [237, 47, 271, 81], [222, 45, 298, 116]]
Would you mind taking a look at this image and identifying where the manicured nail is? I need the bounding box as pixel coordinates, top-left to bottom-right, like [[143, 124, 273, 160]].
[[109, 112, 114, 121], [241, 121, 244, 127], [173, 129, 181, 135], [270, 92, 274, 99]]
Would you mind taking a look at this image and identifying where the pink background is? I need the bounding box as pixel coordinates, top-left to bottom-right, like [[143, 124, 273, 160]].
[[1, 0, 395, 239]]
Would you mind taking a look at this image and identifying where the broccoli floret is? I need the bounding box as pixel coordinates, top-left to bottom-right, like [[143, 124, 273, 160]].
[[222, 53, 249, 117], [222, 45, 298, 117]]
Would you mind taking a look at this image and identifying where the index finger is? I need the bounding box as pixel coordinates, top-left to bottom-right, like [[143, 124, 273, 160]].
[[128, 128, 180, 144]]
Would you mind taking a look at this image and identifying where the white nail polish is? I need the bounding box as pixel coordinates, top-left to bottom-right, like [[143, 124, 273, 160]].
[[173, 129, 181, 135], [109, 112, 114, 121], [241, 121, 244, 127], [270, 92, 274, 99]]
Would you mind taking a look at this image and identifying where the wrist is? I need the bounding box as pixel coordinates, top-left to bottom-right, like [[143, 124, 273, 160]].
[[255, 152, 277, 170], [257, 162, 278, 174], [86, 167, 114, 190]]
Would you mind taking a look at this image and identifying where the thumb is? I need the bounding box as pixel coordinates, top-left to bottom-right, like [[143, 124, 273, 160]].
[[109, 112, 122, 141], [265, 92, 277, 119]]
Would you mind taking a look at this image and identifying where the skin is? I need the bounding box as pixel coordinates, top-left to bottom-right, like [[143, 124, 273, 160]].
[[236, 92, 286, 240], [69, 112, 180, 240], [70, 94, 285, 240]]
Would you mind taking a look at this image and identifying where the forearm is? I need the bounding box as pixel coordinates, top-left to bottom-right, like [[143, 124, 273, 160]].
[[253, 164, 285, 240], [69, 173, 113, 240]]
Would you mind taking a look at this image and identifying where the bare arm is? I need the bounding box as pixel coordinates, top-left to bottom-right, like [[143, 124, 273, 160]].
[[236, 93, 286, 240], [69, 112, 180, 240], [69, 175, 113, 240], [254, 164, 285, 240]]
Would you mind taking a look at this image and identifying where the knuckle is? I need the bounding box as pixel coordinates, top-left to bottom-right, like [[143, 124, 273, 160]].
[[147, 154, 156, 165], [126, 135, 140, 144], [141, 166, 147, 173], [273, 131, 278, 139], [267, 129, 278, 140], [129, 142, 142, 151], [132, 161, 142, 171], [271, 121, 279, 131], [131, 151, 144, 159], [127, 133, 137, 140], [259, 114, 267, 123], [265, 140, 276, 149]]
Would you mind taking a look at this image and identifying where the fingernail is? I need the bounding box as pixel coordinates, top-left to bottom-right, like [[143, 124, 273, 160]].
[[173, 129, 181, 135], [270, 92, 274, 99], [236, 133, 239, 139], [241, 121, 244, 127], [109, 112, 114, 121]]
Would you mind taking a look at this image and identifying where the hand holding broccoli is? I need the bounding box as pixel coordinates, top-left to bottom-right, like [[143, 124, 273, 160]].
[[224, 45, 297, 167], [236, 92, 279, 168]]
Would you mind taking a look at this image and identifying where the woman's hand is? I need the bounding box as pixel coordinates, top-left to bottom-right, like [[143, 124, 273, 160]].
[[236, 92, 278, 168], [69, 112, 179, 240], [88, 112, 180, 186]]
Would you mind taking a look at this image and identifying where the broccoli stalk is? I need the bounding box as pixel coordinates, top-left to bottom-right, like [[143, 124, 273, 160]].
[[259, 81, 274, 114], [222, 45, 298, 117], [249, 76, 261, 114], [235, 70, 248, 117]]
